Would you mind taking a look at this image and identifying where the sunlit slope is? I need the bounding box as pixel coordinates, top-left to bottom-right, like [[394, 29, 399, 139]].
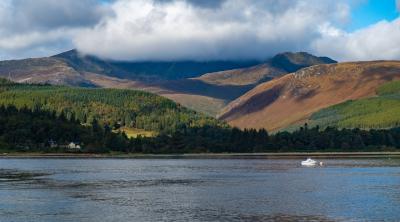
[[308, 80, 400, 129], [219, 61, 400, 131]]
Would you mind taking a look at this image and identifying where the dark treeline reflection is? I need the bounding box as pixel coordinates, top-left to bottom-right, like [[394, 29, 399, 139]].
[[1, 105, 400, 153]]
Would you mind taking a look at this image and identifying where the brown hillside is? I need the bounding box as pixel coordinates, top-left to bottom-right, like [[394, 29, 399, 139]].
[[194, 52, 336, 86], [0, 58, 94, 86], [219, 61, 400, 131]]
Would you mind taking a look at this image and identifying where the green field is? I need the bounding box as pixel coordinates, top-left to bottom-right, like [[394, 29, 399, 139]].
[[113, 127, 156, 138], [309, 80, 400, 129]]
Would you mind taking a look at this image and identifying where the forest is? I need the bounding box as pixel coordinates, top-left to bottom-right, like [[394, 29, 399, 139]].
[[0, 104, 128, 152], [0, 79, 224, 135], [1, 104, 399, 153]]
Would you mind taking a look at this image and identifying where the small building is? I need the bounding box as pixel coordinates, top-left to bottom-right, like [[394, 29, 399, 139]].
[[68, 142, 81, 149]]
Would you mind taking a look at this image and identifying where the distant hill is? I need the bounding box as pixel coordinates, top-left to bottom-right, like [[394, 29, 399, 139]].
[[0, 57, 95, 87], [219, 61, 400, 131]]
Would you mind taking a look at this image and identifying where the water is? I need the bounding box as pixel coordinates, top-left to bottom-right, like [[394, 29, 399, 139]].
[[0, 158, 400, 222]]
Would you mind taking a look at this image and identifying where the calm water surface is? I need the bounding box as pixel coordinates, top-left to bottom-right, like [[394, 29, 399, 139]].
[[0, 158, 400, 221]]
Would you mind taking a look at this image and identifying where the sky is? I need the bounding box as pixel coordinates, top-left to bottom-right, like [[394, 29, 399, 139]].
[[0, 0, 399, 62]]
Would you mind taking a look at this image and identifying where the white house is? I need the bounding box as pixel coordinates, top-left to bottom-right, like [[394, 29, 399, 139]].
[[68, 142, 81, 149]]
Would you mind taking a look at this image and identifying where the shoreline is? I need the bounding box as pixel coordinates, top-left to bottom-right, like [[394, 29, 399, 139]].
[[1, 152, 400, 159]]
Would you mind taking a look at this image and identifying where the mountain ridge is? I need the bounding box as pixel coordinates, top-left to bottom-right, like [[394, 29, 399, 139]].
[[52, 49, 262, 81], [194, 52, 337, 86]]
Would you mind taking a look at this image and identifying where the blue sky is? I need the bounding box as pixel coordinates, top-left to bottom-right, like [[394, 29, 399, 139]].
[[0, 0, 400, 61], [348, 0, 399, 31]]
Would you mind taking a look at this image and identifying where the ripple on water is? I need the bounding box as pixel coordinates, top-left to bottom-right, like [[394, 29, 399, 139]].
[[0, 169, 50, 183]]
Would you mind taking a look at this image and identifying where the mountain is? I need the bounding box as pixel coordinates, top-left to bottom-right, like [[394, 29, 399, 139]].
[[219, 61, 400, 131], [52, 50, 260, 81], [0, 57, 95, 87], [194, 52, 337, 86], [178, 52, 336, 114], [0, 50, 262, 116], [0, 49, 260, 84], [269, 52, 337, 73], [0, 50, 336, 116]]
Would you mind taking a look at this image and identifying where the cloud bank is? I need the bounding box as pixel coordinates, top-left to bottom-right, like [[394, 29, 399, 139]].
[[313, 18, 400, 61], [1, 0, 400, 62], [73, 0, 351, 61]]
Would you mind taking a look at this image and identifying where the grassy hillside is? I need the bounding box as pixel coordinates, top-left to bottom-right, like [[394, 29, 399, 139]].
[[0, 79, 225, 134], [309, 80, 400, 129]]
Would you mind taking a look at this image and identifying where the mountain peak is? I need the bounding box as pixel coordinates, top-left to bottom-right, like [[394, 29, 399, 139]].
[[270, 52, 337, 73]]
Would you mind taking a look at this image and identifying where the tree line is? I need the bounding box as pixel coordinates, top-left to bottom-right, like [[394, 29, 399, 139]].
[[1, 105, 399, 153]]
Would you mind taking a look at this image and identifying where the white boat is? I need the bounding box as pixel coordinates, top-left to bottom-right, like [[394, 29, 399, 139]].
[[301, 158, 317, 166]]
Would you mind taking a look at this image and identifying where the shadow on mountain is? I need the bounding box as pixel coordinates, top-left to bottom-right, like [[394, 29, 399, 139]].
[[153, 79, 256, 101], [219, 84, 283, 120]]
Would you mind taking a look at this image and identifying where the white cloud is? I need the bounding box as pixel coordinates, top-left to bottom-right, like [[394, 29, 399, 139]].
[[73, 0, 351, 61], [0, 0, 110, 60], [312, 18, 400, 61]]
